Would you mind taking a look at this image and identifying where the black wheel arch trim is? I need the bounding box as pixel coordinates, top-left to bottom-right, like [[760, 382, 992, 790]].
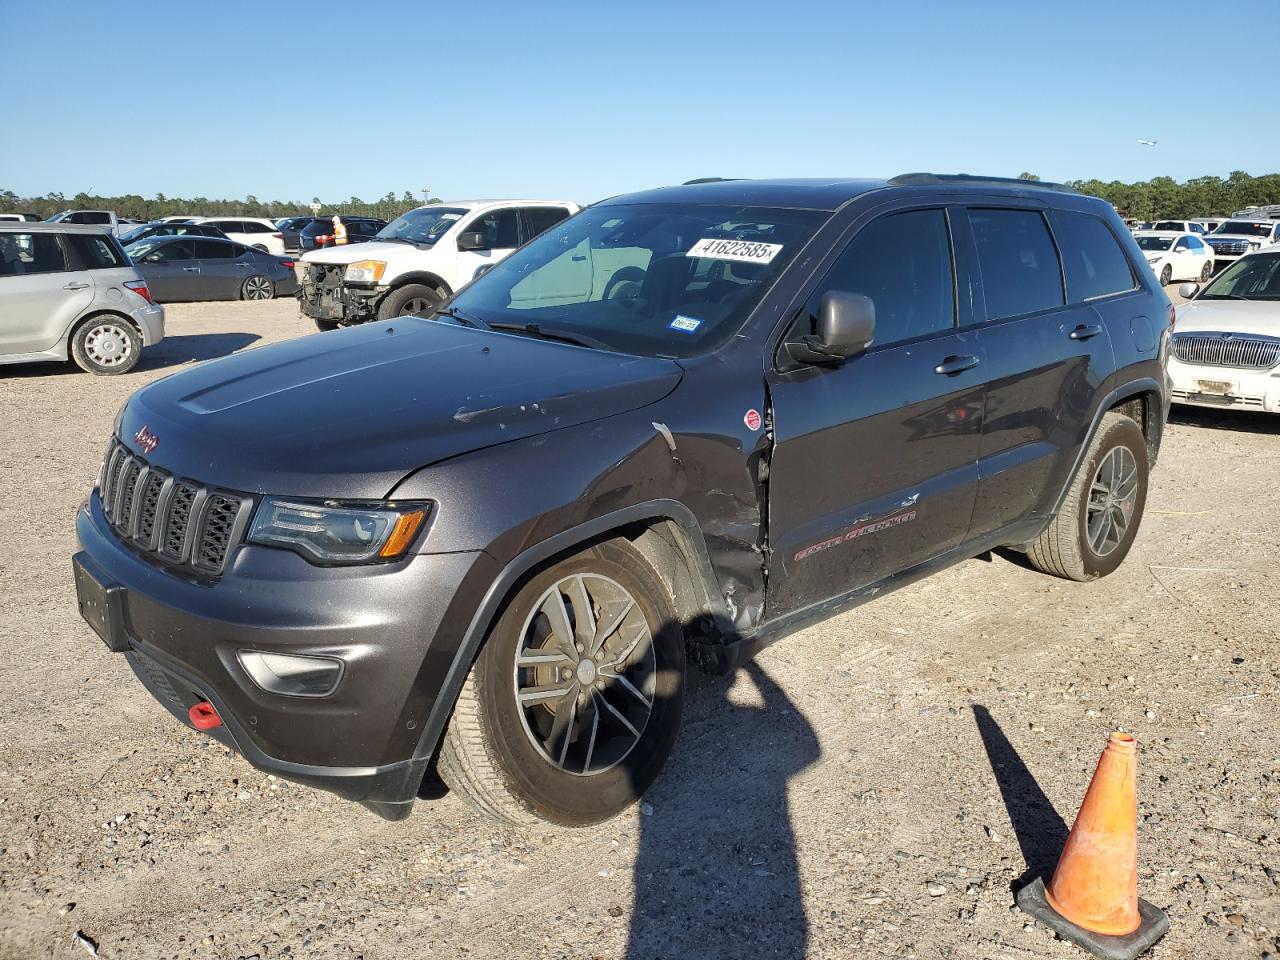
[[386, 272, 453, 298], [410, 499, 729, 766]]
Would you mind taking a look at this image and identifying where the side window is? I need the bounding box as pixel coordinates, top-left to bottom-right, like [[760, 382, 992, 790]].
[[146, 239, 197, 262], [521, 207, 572, 242], [65, 234, 125, 269], [78, 212, 112, 225], [195, 239, 238, 259], [1050, 211, 1136, 302], [1187, 236, 1204, 251], [969, 208, 1064, 319], [242, 221, 269, 234], [210, 220, 239, 233], [465, 209, 521, 249], [1173, 237, 1189, 251], [806, 208, 956, 348], [0, 233, 67, 275]]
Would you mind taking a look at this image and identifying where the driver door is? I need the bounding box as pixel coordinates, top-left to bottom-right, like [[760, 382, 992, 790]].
[[453, 207, 521, 285], [138, 238, 198, 302]]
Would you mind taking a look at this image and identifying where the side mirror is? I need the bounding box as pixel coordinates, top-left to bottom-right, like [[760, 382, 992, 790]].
[[144, 254, 162, 263], [1177, 282, 1199, 299], [787, 291, 876, 365], [472, 263, 495, 280], [457, 231, 489, 252]]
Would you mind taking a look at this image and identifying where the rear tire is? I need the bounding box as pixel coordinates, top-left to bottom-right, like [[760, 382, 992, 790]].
[[313, 318, 340, 332], [1026, 412, 1148, 581], [1200, 260, 1212, 282], [70, 315, 142, 375], [1159, 264, 1172, 286], [240, 275, 274, 300], [252, 244, 268, 253], [376, 283, 444, 320], [438, 539, 685, 828]]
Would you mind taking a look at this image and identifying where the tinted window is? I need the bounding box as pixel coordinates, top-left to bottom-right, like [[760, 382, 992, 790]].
[[241, 221, 270, 233], [808, 209, 955, 347], [195, 239, 238, 259], [1048, 212, 1135, 303], [0, 233, 67, 275], [466, 209, 520, 249], [1187, 236, 1204, 251], [208, 220, 241, 233], [970, 209, 1064, 319], [139, 238, 196, 262], [1173, 237, 1189, 251], [66, 234, 125, 269], [523, 207, 572, 241], [1151, 221, 1184, 232], [69, 211, 112, 225]]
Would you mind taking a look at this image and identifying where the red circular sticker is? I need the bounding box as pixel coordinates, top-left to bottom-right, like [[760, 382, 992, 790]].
[[744, 409, 762, 431]]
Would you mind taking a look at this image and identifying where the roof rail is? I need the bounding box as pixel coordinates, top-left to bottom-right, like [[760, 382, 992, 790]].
[[888, 172, 1079, 194], [681, 177, 743, 185]]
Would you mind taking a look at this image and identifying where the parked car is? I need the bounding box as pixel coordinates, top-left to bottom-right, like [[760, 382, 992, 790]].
[[1150, 219, 1207, 235], [1191, 218, 1226, 235], [73, 174, 1170, 826], [189, 217, 285, 256], [1133, 231, 1214, 285], [126, 235, 298, 303], [1169, 249, 1280, 413], [0, 213, 43, 222], [298, 200, 579, 330], [298, 217, 387, 253], [1206, 220, 1280, 273], [0, 223, 163, 374], [157, 216, 202, 223], [119, 221, 227, 246], [275, 216, 323, 253], [44, 210, 129, 236]]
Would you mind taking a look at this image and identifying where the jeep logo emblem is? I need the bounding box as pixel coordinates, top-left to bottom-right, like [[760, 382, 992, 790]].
[[134, 424, 159, 454]]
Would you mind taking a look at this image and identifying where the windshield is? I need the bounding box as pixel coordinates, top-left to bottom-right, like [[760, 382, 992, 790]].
[[1212, 222, 1272, 237], [125, 238, 167, 260], [1199, 252, 1280, 301], [446, 203, 826, 358], [1135, 236, 1173, 251], [1151, 221, 1185, 231], [375, 207, 468, 244]]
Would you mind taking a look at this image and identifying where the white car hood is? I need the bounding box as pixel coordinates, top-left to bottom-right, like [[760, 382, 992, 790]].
[[300, 240, 429, 266], [1175, 299, 1280, 337]]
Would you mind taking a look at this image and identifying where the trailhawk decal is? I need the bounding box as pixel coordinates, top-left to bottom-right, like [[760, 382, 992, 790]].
[[793, 508, 919, 562], [686, 237, 783, 264]]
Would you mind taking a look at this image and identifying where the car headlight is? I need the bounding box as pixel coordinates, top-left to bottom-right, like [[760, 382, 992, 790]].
[[248, 498, 429, 564], [1146, 257, 1161, 265], [344, 260, 387, 284]]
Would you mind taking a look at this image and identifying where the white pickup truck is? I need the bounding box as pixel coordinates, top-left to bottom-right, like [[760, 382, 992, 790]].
[[297, 200, 579, 330], [44, 210, 129, 236]]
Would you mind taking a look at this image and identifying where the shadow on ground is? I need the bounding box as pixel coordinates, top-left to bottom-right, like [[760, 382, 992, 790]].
[[626, 661, 820, 960], [0, 333, 261, 380], [1169, 405, 1280, 436]]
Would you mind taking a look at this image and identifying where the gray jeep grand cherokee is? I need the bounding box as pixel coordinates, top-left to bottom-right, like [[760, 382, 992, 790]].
[[73, 175, 1172, 826]]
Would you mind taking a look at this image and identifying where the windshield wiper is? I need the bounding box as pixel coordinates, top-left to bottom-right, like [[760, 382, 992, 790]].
[[433, 306, 490, 329], [488, 321, 611, 351]]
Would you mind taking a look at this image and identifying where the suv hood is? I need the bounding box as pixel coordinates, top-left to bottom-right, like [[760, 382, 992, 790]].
[[1175, 299, 1280, 337], [300, 240, 425, 266], [119, 320, 683, 499]]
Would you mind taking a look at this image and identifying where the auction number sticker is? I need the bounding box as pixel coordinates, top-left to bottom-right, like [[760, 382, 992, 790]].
[[686, 237, 783, 264]]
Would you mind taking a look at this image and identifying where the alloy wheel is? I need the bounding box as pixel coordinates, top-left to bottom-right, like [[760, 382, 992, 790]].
[[244, 276, 272, 300], [513, 573, 657, 776], [83, 323, 133, 368], [1086, 446, 1138, 558]]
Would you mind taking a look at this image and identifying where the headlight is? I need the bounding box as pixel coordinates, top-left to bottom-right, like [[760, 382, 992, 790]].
[[248, 498, 429, 565], [1146, 257, 1161, 265], [344, 260, 387, 284]]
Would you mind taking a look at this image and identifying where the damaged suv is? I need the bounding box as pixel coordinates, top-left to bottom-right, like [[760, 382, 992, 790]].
[[73, 175, 1171, 827]]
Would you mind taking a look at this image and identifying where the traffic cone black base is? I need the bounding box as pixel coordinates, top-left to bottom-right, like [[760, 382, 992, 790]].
[[1017, 876, 1170, 960]]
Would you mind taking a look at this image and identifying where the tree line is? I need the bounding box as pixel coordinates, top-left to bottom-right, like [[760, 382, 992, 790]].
[[4, 171, 1280, 223], [0, 188, 441, 222]]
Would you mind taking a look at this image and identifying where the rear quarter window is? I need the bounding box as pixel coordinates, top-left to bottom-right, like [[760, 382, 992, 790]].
[[969, 208, 1064, 320], [66, 234, 126, 270], [1049, 211, 1136, 302]]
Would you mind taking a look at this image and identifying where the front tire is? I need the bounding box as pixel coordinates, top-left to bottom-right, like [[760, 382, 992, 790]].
[[439, 539, 685, 828], [376, 283, 444, 320], [70, 315, 142, 375], [1026, 412, 1148, 581], [313, 317, 340, 332]]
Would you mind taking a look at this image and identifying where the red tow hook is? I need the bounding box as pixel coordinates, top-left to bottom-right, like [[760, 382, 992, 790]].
[[188, 701, 223, 731]]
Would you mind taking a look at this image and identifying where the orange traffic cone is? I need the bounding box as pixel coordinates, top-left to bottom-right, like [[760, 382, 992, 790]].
[[1015, 732, 1169, 960]]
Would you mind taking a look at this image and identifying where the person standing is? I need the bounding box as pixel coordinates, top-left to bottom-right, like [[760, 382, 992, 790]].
[[332, 215, 348, 246]]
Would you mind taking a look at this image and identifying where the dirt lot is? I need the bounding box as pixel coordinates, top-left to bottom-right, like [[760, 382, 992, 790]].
[[1, 298, 1277, 960]]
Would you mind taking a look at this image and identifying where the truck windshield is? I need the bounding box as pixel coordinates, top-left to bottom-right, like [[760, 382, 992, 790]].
[[445, 203, 825, 358], [375, 207, 468, 244], [1135, 236, 1173, 251], [1212, 222, 1272, 237], [1199, 252, 1280, 301]]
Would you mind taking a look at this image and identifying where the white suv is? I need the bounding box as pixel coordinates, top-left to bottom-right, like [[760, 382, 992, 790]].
[[190, 217, 286, 256], [297, 200, 579, 329], [0, 224, 164, 375], [1205, 220, 1280, 273]]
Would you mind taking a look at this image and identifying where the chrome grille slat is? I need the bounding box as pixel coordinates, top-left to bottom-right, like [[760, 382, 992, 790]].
[[97, 440, 250, 576], [1172, 334, 1280, 369]]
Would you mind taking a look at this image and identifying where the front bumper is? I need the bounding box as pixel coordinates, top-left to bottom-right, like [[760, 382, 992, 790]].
[[74, 492, 486, 818], [297, 264, 381, 323], [133, 303, 165, 346], [1168, 356, 1280, 413]]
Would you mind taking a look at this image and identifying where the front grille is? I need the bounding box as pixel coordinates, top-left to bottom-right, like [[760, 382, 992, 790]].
[[98, 439, 253, 576], [1207, 240, 1249, 256], [1172, 333, 1280, 369]]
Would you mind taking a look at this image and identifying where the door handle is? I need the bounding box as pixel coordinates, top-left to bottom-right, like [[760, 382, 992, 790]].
[[934, 354, 980, 375], [1069, 323, 1103, 341], [63, 282, 90, 291], [182, 266, 199, 272]]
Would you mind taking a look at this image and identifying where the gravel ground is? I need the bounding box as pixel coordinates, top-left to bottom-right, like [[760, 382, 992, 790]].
[[1, 298, 1277, 960]]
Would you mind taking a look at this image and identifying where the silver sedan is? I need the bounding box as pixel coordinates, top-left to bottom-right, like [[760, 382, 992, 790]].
[[126, 235, 299, 303]]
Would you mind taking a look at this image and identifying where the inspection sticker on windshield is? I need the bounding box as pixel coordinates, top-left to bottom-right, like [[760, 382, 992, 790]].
[[669, 315, 702, 333], [686, 238, 783, 264]]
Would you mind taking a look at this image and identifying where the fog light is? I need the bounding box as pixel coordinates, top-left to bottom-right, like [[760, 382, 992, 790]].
[[238, 650, 343, 697]]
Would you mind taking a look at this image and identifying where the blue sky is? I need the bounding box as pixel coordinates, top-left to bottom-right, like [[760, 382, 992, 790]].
[[3, 0, 1276, 204]]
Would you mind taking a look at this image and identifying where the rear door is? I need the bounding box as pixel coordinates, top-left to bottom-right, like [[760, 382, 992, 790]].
[[965, 206, 1122, 536], [0, 231, 88, 354], [193, 239, 245, 299], [765, 206, 986, 617], [519, 206, 574, 242]]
